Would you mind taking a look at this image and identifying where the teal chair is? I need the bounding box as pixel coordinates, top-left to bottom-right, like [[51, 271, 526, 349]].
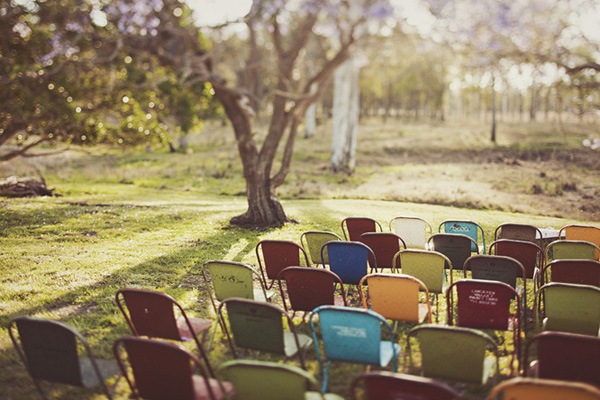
[[406, 324, 499, 385], [309, 305, 399, 392], [219, 359, 343, 400], [439, 219, 486, 254]]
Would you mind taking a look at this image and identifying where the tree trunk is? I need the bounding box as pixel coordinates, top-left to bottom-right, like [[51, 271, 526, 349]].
[[491, 76, 497, 143], [331, 58, 360, 173]]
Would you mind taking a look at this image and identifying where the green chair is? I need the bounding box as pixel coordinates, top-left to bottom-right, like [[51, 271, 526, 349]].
[[545, 240, 600, 263], [218, 359, 343, 400], [406, 324, 499, 385], [300, 230, 343, 268], [393, 249, 452, 322], [535, 282, 600, 335], [218, 298, 312, 369]]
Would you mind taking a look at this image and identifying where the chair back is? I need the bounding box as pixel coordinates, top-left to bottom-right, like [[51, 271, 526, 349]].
[[526, 331, 600, 388], [278, 266, 346, 313], [322, 241, 375, 285], [116, 288, 182, 341], [359, 273, 430, 323], [439, 220, 485, 253], [428, 233, 478, 271], [255, 240, 310, 287], [487, 377, 600, 400], [351, 371, 462, 400], [546, 240, 600, 262], [389, 216, 431, 249], [219, 359, 327, 400], [300, 231, 342, 266], [407, 324, 498, 384], [359, 232, 406, 270], [113, 336, 210, 400], [559, 225, 600, 256], [204, 260, 259, 301], [341, 217, 382, 241], [489, 239, 543, 279], [542, 259, 600, 287], [465, 254, 526, 289], [394, 249, 450, 293], [494, 223, 541, 243], [537, 282, 600, 335]]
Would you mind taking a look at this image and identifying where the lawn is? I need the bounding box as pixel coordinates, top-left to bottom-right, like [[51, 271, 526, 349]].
[[0, 119, 598, 399]]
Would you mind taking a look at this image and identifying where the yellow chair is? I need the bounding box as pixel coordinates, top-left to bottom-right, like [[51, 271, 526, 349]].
[[359, 273, 431, 328], [545, 240, 600, 263], [487, 377, 600, 400]]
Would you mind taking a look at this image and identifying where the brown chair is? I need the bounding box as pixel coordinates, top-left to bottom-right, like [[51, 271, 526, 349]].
[[494, 223, 542, 243], [255, 239, 311, 289], [487, 377, 600, 400], [113, 336, 233, 400], [115, 288, 214, 376], [428, 233, 479, 272]]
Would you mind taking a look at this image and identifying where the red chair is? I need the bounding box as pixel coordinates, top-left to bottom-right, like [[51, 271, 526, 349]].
[[341, 216, 382, 241], [489, 239, 544, 291], [525, 331, 600, 388], [351, 371, 463, 400], [358, 232, 406, 272], [446, 279, 522, 374], [113, 336, 233, 400], [115, 288, 213, 376], [542, 259, 600, 287], [255, 240, 311, 289], [277, 266, 347, 322]]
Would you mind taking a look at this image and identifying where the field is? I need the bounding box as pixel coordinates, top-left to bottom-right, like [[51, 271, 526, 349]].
[[1, 118, 599, 399]]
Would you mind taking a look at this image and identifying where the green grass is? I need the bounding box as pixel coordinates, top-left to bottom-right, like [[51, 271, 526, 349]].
[[0, 119, 597, 399]]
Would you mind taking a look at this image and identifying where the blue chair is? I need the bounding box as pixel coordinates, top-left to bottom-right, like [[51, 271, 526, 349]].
[[309, 305, 399, 392], [321, 241, 376, 287], [439, 220, 486, 254]]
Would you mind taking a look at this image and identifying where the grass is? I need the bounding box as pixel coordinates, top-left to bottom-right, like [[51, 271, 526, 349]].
[[0, 118, 598, 399]]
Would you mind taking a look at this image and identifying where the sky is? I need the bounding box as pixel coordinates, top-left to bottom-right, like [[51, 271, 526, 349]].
[[187, 0, 253, 26]]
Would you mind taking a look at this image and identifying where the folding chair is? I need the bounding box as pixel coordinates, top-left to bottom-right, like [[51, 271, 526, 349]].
[[321, 241, 376, 288], [218, 298, 312, 369], [494, 223, 542, 243], [219, 359, 343, 400], [115, 288, 214, 376], [489, 239, 544, 292], [309, 305, 399, 392], [464, 254, 527, 312], [439, 219, 486, 254], [545, 239, 600, 263], [359, 273, 431, 328], [487, 377, 600, 400], [525, 331, 600, 388], [8, 316, 120, 400], [446, 279, 522, 374], [113, 336, 233, 400], [541, 259, 600, 287], [535, 282, 600, 335], [277, 266, 347, 322], [255, 239, 311, 289], [300, 230, 343, 267], [407, 324, 499, 385], [341, 216, 382, 241], [351, 371, 463, 400], [428, 233, 479, 273], [358, 232, 406, 272], [393, 249, 452, 322], [559, 224, 600, 258], [389, 216, 432, 249]]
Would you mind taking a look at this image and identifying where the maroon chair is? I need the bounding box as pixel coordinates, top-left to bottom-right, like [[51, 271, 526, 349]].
[[341, 217, 382, 241], [526, 331, 600, 388], [277, 267, 347, 322], [113, 336, 233, 400], [446, 279, 522, 374], [255, 239, 311, 289], [494, 223, 543, 243], [351, 371, 463, 400], [490, 239, 544, 291], [359, 232, 407, 272], [115, 288, 213, 376], [542, 259, 600, 287]]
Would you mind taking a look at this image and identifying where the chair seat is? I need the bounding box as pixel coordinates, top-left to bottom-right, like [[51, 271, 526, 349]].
[[379, 341, 401, 368], [177, 316, 212, 341], [543, 317, 600, 336], [482, 355, 497, 385], [79, 357, 121, 388], [418, 304, 430, 324], [283, 332, 313, 358], [191, 376, 235, 400], [306, 392, 345, 400], [253, 288, 276, 302]]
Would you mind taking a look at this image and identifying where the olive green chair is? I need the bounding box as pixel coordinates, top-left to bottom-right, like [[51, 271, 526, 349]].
[[545, 240, 600, 263], [300, 231, 343, 268]]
